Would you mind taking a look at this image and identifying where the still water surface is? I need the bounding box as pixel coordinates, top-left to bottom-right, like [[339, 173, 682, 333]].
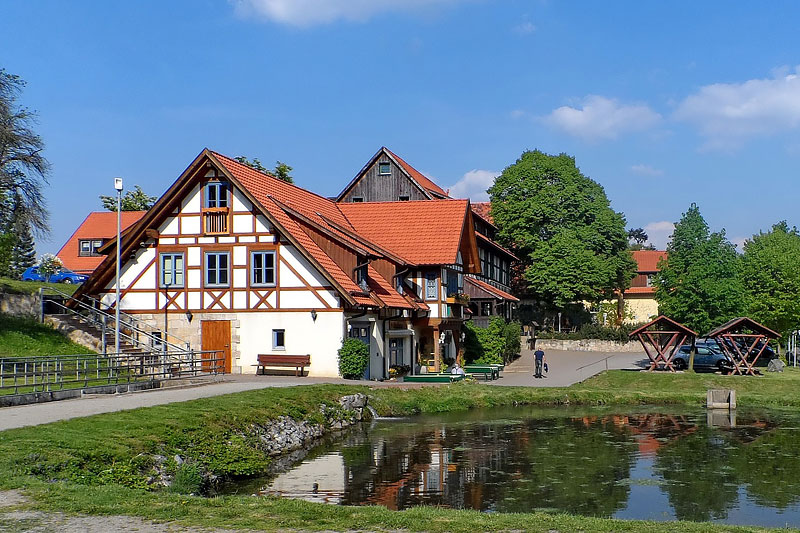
[[225, 407, 800, 527]]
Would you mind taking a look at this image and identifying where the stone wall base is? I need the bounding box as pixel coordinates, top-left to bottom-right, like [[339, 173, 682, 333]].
[[534, 338, 643, 353]]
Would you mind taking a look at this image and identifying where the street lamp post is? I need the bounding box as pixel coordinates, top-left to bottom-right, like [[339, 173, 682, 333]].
[[114, 177, 123, 356], [163, 281, 171, 355]]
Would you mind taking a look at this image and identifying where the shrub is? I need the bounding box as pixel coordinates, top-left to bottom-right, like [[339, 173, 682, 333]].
[[338, 338, 369, 379], [464, 317, 522, 365], [169, 462, 204, 494]]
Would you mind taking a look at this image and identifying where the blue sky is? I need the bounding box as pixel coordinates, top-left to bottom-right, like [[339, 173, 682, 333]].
[[3, 0, 800, 254]]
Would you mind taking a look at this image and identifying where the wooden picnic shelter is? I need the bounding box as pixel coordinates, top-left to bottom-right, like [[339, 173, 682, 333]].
[[707, 317, 779, 376], [629, 316, 697, 372]]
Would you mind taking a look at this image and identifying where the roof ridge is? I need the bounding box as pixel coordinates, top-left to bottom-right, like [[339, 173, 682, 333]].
[[211, 150, 343, 210]]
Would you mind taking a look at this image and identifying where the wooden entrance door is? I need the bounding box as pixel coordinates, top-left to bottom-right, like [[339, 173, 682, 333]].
[[201, 320, 231, 373]]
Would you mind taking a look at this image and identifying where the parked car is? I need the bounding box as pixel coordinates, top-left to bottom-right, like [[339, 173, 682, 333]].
[[21, 266, 88, 284], [713, 337, 777, 367], [673, 344, 733, 373]]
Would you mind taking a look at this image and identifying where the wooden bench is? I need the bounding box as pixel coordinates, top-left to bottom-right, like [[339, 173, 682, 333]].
[[254, 354, 310, 377], [464, 365, 499, 380]]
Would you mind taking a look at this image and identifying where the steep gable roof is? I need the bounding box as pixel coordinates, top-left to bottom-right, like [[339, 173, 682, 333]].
[[57, 211, 146, 274], [632, 250, 667, 273], [339, 199, 474, 267], [336, 147, 450, 201], [382, 147, 449, 198]]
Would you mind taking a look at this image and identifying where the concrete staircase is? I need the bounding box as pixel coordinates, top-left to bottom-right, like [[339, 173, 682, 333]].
[[45, 314, 145, 355]]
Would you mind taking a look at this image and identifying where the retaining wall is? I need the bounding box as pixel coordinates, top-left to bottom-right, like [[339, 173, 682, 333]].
[[0, 293, 39, 317], [534, 338, 644, 353]]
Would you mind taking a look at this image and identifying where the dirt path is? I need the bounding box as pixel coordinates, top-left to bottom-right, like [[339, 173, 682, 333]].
[[0, 490, 243, 533]]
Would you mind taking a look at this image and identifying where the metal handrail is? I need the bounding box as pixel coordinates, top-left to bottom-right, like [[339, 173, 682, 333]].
[[0, 350, 224, 396], [42, 286, 193, 349], [44, 297, 188, 356]]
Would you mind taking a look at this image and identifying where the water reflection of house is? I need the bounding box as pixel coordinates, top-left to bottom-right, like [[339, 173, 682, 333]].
[[578, 414, 698, 456]]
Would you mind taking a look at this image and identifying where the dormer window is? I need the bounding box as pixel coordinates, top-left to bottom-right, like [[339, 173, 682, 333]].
[[79, 239, 104, 257], [355, 260, 368, 291], [378, 162, 391, 175], [203, 181, 230, 234]]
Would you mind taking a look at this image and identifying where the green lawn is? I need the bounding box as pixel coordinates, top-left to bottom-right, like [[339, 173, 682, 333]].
[[2, 373, 800, 531], [0, 276, 81, 296]]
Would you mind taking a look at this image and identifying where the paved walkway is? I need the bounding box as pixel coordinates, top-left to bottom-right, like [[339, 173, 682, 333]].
[[0, 348, 647, 432]]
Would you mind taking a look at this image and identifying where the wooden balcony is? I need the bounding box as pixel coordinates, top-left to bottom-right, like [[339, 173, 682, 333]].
[[204, 209, 229, 235]]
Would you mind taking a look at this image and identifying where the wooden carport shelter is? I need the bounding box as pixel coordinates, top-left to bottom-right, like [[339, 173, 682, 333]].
[[629, 316, 697, 372], [707, 317, 779, 376]]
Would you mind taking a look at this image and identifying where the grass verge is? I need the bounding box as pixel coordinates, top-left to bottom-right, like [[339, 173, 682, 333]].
[[0, 277, 80, 296], [2, 372, 799, 531]]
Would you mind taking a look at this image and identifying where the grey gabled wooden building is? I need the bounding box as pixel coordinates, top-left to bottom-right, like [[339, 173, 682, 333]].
[[336, 147, 518, 324]]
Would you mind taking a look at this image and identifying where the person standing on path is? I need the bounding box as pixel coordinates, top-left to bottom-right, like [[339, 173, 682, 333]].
[[534, 348, 547, 378]]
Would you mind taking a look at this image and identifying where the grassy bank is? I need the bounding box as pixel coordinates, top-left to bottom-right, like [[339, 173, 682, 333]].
[[0, 313, 93, 358], [2, 372, 799, 531], [0, 277, 80, 296]]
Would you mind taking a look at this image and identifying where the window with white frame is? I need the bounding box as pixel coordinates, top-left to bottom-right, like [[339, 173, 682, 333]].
[[160, 253, 184, 287], [272, 329, 285, 350], [251, 251, 276, 286], [378, 162, 391, 175], [79, 239, 104, 257], [205, 252, 229, 287]]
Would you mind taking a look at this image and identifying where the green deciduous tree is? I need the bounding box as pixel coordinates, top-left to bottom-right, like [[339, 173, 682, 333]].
[[99, 185, 157, 211], [654, 203, 745, 334], [741, 221, 800, 339], [489, 150, 636, 313], [235, 156, 294, 184]]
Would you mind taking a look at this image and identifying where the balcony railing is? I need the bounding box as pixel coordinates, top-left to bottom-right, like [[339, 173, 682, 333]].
[[204, 210, 229, 234]]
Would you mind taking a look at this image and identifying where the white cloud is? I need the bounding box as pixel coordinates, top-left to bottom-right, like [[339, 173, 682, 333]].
[[674, 66, 800, 149], [513, 21, 536, 34], [731, 236, 747, 252], [231, 0, 467, 26], [644, 221, 674, 250], [509, 109, 527, 120], [630, 164, 663, 177], [447, 169, 499, 202], [544, 96, 661, 141]]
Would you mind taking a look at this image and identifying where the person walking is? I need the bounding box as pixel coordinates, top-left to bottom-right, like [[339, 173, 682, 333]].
[[534, 348, 546, 378]]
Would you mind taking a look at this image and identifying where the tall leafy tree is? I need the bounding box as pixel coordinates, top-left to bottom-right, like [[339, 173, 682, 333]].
[[489, 150, 636, 313], [0, 70, 50, 236], [740, 221, 800, 339], [99, 185, 157, 211], [654, 203, 745, 334]]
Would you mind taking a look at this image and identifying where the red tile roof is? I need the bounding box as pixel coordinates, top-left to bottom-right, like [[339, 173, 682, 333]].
[[465, 276, 519, 302], [624, 286, 656, 295], [57, 211, 146, 274], [632, 250, 667, 272], [471, 202, 493, 224], [338, 199, 470, 265], [384, 147, 449, 198]]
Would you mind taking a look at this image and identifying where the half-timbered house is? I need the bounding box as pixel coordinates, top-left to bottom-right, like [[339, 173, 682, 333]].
[[336, 147, 518, 325], [77, 149, 479, 378]]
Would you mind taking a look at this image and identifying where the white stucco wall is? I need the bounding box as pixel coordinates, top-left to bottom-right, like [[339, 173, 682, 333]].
[[237, 311, 344, 377]]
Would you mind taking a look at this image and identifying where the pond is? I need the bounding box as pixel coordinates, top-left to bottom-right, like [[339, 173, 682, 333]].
[[223, 406, 800, 527]]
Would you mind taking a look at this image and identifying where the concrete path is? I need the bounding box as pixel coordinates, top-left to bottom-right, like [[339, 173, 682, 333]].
[[0, 348, 647, 432], [490, 343, 647, 387]]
